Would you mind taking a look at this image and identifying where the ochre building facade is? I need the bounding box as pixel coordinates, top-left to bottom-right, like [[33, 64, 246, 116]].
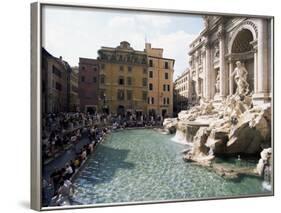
[[145, 43, 174, 118], [97, 41, 148, 117]]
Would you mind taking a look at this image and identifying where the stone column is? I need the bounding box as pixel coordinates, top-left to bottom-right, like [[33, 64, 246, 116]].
[[195, 51, 199, 96], [204, 41, 212, 100], [258, 19, 269, 93], [228, 59, 234, 95], [254, 19, 270, 103], [202, 51, 206, 98], [187, 70, 192, 100], [217, 26, 227, 99], [250, 40, 258, 94]]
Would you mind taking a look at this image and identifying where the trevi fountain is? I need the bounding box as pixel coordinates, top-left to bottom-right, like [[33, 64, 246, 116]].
[[164, 61, 272, 189]]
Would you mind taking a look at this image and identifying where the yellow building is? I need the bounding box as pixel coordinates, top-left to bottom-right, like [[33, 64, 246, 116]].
[[97, 41, 148, 117], [145, 43, 175, 118]]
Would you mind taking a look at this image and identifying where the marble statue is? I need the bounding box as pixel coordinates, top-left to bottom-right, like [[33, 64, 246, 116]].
[[215, 72, 220, 94], [231, 61, 249, 97]]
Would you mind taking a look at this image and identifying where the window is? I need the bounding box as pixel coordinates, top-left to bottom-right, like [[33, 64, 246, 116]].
[[167, 85, 170, 91], [100, 75, 105, 84], [55, 82, 62, 91], [142, 91, 147, 101], [147, 97, 150, 104], [93, 67, 97, 71], [143, 78, 148, 87], [127, 90, 132, 101], [128, 66, 132, 72], [149, 59, 153, 67], [81, 76, 85, 82], [120, 66, 124, 71], [167, 97, 170, 105], [117, 90, 125, 100], [151, 97, 154, 104], [149, 83, 153, 91], [127, 77, 132, 86], [42, 81, 46, 93], [165, 73, 169, 79], [52, 65, 61, 77], [164, 61, 169, 69], [163, 97, 166, 105], [82, 66, 85, 70], [119, 76, 124, 85], [149, 71, 153, 78], [163, 84, 166, 91], [93, 77, 97, 83]]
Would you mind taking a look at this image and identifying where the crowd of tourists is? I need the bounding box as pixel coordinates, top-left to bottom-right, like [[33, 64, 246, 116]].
[[42, 111, 164, 206], [47, 134, 108, 206], [109, 113, 164, 129], [43, 122, 110, 206], [42, 113, 108, 163]]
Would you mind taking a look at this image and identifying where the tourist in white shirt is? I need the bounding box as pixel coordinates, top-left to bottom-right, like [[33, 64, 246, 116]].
[[64, 163, 73, 179]]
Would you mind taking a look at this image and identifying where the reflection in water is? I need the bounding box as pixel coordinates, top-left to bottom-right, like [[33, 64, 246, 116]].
[[72, 129, 271, 205]]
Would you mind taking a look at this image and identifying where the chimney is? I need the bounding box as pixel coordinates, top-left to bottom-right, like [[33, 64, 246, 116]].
[[59, 56, 63, 61]]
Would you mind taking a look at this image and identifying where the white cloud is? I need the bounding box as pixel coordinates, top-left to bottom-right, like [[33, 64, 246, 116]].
[[108, 14, 171, 30], [107, 16, 135, 29], [135, 14, 171, 28], [42, 6, 202, 79], [104, 15, 197, 78], [150, 30, 197, 78]]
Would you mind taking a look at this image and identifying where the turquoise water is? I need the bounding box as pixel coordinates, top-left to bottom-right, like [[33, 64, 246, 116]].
[[72, 129, 270, 205]]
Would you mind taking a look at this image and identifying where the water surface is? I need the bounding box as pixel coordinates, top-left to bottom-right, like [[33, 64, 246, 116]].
[[72, 129, 270, 205]]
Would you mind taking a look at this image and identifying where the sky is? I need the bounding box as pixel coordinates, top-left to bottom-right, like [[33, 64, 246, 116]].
[[42, 5, 204, 78]]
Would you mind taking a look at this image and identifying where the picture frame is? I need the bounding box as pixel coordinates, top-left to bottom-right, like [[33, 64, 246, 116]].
[[31, 1, 274, 211]]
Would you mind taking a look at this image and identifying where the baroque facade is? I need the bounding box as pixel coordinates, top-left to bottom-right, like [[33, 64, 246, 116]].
[[145, 43, 174, 118], [188, 16, 272, 105]]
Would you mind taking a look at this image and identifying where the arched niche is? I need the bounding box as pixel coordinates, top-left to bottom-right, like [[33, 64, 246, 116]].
[[229, 24, 257, 94]]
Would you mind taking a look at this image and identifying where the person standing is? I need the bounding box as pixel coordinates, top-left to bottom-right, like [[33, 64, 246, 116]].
[[50, 168, 61, 193]]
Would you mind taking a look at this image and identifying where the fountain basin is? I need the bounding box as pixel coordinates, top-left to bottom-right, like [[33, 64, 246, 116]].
[[72, 129, 271, 205]]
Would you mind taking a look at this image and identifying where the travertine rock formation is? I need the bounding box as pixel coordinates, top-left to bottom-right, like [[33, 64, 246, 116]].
[[163, 118, 178, 134], [256, 148, 272, 176], [165, 63, 271, 172], [165, 94, 271, 167]]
